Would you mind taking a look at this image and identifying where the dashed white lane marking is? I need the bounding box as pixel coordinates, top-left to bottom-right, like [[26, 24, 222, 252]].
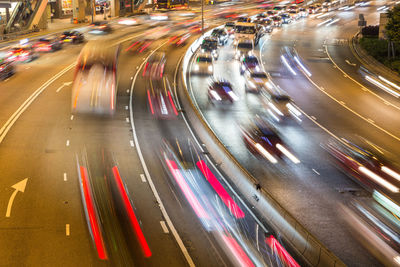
[[130, 140, 134, 147], [70, 115, 74, 120], [63, 173, 67, 181], [160, 221, 169, 233], [4, 78, 9, 82], [126, 89, 130, 93], [130, 76, 133, 80], [126, 117, 130, 123], [25, 66, 31, 70], [125, 105, 129, 110], [140, 174, 146, 182], [312, 169, 320, 175], [66, 140, 70, 146], [311, 116, 317, 120], [66, 224, 70, 236]]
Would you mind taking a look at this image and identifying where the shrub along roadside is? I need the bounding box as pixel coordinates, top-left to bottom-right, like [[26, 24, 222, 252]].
[[359, 37, 400, 74]]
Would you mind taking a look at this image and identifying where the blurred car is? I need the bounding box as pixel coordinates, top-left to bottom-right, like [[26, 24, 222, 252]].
[[60, 30, 84, 44], [235, 39, 254, 60], [273, 6, 286, 13], [279, 13, 292, 24], [125, 39, 153, 53], [308, 5, 317, 13], [241, 116, 299, 164], [147, 81, 178, 119], [237, 17, 251, 23], [32, 37, 62, 52], [266, 10, 276, 17], [272, 16, 283, 27], [192, 53, 213, 75], [201, 37, 219, 59], [262, 92, 302, 122], [244, 70, 270, 93], [143, 52, 166, 79], [0, 61, 15, 80], [208, 81, 239, 103], [254, 18, 273, 33], [324, 139, 400, 194], [168, 30, 191, 47], [299, 8, 308, 17], [239, 55, 260, 74], [211, 28, 229, 46], [288, 9, 301, 20], [71, 42, 119, 115], [225, 21, 235, 35], [5, 45, 38, 62], [88, 21, 112, 34]]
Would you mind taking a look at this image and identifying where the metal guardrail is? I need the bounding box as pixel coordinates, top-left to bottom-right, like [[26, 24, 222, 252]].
[[180, 31, 346, 267]]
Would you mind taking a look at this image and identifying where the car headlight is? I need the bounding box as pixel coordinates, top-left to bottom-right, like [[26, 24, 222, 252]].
[[255, 66, 260, 71], [241, 65, 246, 71], [208, 65, 213, 72], [194, 64, 199, 71]]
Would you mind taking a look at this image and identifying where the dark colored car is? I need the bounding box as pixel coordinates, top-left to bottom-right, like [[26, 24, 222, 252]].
[[32, 37, 62, 52], [279, 13, 292, 24], [208, 81, 239, 103], [201, 37, 219, 59], [60, 30, 85, 43], [0, 61, 15, 80], [272, 16, 282, 27], [241, 116, 299, 164], [88, 21, 112, 34], [325, 139, 400, 194], [240, 55, 261, 74], [211, 28, 229, 46]]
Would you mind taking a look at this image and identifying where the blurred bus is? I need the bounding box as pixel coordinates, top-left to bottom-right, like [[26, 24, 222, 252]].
[[72, 41, 119, 115]]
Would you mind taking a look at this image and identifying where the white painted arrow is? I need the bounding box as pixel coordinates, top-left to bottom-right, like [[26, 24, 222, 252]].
[[345, 59, 356, 66], [56, 81, 73, 93], [6, 178, 28, 218]]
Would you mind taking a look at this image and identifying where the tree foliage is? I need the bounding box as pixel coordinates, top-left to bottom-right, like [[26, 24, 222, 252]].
[[386, 4, 400, 43]]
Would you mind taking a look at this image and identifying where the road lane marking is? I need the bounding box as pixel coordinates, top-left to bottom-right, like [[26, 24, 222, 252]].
[[130, 41, 195, 267], [325, 43, 400, 110], [70, 115, 74, 120], [345, 59, 356, 66], [130, 140, 134, 147], [126, 89, 130, 93], [0, 62, 75, 144], [339, 101, 345, 105], [6, 178, 28, 218], [140, 174, 146, 182], [312, 169, 320, 175], [56, 81, 72, 93], [63, 173, 67, 181], [367, 118, 375, 124], [160, 221, 169, 233], [66, 224, 70, 236], [311, 116, 317, 120], [125, 105, 128, 110], [126, 117, 130, 123], [66, 140, 70, 146]]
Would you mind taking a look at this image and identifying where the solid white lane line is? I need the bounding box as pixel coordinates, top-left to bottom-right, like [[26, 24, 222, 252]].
[[312, 169, 320, 175], [140, 174, 147, 182], [0, 62, 75, 144], [325, 43, 400, 110], [130, 140, 134, 147], [160, 221, 169, 233], [129, 41, 195, 267], [66, 224, 70, 236], [63, 173, 67, 181]]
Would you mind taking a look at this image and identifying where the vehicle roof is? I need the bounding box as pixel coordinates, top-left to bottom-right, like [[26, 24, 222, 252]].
[[235, 22, 256, 26]]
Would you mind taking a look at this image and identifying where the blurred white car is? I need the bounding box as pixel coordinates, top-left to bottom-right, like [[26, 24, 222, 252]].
[[192, 53, 214, 75]]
